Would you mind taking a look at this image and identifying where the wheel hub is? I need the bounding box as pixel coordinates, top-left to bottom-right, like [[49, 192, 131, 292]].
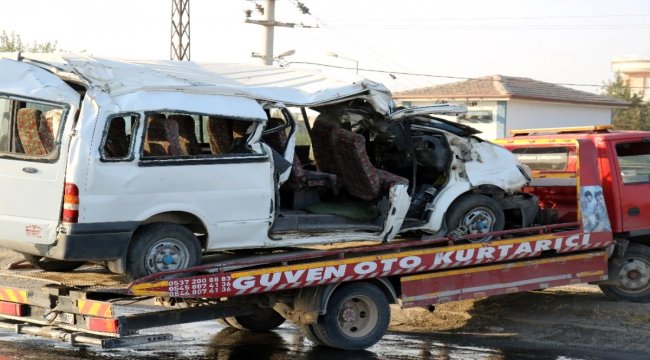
[[462, 206, 497, 243], [337, 296, 377, 338], [341, 306, 358, 323], [618, 259, 650, 291], [463, 208, 495, 234], [145, 238, 191, 274]]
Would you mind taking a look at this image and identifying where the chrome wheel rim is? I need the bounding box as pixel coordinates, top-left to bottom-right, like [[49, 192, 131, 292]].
[[461, 206, 497, 242], [144, 238, 191, 274]]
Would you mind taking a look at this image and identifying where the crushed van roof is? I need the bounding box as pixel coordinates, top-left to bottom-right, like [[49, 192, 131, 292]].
[[3, 53, 395, 114]]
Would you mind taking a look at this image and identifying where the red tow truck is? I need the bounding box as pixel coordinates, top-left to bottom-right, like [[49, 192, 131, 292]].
[[0, 125, 645, 350], [498, 125, 650, 302]]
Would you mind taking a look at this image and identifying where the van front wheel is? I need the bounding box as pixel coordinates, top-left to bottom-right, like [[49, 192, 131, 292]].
[[126, 223, 202, 280], [446, 194, 505, 243], [22, 254, 85, 272]]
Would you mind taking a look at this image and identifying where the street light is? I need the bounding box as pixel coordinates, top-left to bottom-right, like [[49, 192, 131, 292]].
[[252, 49, 295, 67], [274, 49, 295, 67], [326, 51, 358, 75]]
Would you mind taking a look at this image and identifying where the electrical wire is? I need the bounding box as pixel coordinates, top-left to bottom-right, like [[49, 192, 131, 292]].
[[286, 0, 423, 88], [287, 61, 650, 90]]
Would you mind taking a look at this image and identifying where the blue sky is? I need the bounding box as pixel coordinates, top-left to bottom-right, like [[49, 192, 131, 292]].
[[1, 0, 648, 92]]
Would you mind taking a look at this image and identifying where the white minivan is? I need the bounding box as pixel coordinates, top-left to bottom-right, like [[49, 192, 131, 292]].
[[0, 53, 537, 279]]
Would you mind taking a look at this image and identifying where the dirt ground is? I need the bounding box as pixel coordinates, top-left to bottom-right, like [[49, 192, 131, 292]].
[[390, 284, 650, 355]]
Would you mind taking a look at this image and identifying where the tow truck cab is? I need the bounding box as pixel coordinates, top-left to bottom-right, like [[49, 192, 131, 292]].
[[497, 125, 650, 302]]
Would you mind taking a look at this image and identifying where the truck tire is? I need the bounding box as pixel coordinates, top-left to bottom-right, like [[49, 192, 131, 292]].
[[22, 254, 85, 272], [446, 194, 505, 243], [599, 243, 650, 303], [222, 308, 286, 332], [311, 282, 390, 350], [126, 223, 202, 280]]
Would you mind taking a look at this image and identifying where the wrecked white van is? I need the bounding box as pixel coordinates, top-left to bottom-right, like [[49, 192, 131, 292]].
[[0, 53, 536, 278]]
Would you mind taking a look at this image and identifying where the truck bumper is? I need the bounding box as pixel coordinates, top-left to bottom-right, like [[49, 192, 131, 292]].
[[47, 222, 138, 261]]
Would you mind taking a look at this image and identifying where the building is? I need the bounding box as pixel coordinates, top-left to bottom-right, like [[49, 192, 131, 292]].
[[612, 57, 650, 102], [393, 75, 629, 139]]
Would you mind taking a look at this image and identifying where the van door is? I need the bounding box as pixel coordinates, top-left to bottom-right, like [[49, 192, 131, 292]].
[[613, 139, 650, 233], [0, 59, 80, 248]]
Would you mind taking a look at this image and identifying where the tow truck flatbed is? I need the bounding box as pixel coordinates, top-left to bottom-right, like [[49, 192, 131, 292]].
[[0, 132, 636, 350]]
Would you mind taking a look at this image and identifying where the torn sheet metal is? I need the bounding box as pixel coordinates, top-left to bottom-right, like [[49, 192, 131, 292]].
[[0, 58, 80, 105], [464, 140, 529, 191]]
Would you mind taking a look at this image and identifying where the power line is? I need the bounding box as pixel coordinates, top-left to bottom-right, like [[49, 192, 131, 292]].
[[287, 61, 650, 90], [286, 0, 422, 88]]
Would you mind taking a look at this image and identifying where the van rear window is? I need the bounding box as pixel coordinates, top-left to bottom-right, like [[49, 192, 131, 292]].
[[511, 147, 569, 171], [0, 96, 66, 160]]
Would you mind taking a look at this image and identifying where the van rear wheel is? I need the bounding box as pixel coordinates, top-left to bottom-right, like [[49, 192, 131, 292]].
[[126, 223, 202, 280], [22, 254, 85, 272]]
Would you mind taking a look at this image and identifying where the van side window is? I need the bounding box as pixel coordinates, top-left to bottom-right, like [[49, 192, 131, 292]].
[[141, 111, 257, 160], [616, 141, 650, 184], [101, 114, 139, 160], [0, 96, 66, 159], [206, 116, 253, 155]]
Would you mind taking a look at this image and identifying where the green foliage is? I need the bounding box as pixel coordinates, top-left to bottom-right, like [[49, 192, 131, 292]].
[[603, 73, 650, 130], [0, 31, 57, 53]]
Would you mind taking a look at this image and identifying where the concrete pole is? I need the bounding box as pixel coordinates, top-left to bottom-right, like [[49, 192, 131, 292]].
[[262, 0, 275, 65]]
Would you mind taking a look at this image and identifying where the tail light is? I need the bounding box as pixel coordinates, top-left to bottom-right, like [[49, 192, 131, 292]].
[[62, 183, 79, 223]]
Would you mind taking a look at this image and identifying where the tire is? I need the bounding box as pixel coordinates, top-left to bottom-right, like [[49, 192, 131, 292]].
[[599, 243, 650, 303], [223, 308, 286, 332], [311, 282, 390, 350], [446, 194, 505, 243], [125, 223, 202, 280], [22, 254, 85, 272]]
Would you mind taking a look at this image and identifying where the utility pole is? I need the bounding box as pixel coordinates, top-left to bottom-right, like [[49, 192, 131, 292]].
[[170, 0, 191, 61], [245, 0, 316, 66]]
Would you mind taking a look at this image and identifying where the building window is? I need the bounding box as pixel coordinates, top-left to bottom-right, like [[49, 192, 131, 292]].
[[458, 110, 493, 123]]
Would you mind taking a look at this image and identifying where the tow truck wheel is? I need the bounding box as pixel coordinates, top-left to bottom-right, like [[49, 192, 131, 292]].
[[446, 194, 504, 243], [222, 308, 286, 332], [600, 243, 650, 303], [126, 223, 202, 280], [21, 254, 85, 272], [311, 282, 390, 350]]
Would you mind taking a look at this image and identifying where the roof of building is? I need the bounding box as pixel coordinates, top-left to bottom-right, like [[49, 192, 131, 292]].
[[393, 75, 630, 107]]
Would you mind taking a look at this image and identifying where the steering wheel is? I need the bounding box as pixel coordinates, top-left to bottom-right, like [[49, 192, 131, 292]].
[[262, 117, 291, 136]]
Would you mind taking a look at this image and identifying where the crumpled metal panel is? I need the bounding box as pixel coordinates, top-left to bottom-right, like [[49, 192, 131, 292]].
[[9, 53, 394, 114], [0, 58, 80, 105]]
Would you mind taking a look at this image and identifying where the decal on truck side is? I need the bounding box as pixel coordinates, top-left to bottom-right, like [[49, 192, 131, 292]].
[[130, 231, 612, 298]]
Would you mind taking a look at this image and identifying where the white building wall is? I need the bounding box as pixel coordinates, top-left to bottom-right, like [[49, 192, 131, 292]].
[[397, 98, 613, 140], [505, 100, 612, 136]]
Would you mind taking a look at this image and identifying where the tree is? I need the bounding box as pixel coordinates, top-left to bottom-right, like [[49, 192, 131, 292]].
[[0, 31, 57, 52], [603, 73, 650, 130]]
